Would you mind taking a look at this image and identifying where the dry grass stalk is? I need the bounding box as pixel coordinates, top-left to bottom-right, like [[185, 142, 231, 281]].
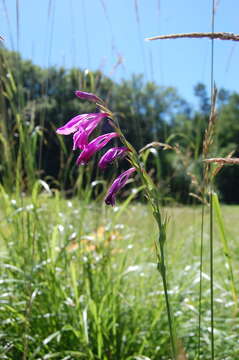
[[203, 88, 217, 158], [204, 157, 239, 165], [139, 141, 175, 153], [202, 87, 218, 187], [146, 32, 239, 42], [205, 150, 235, 178], [189, 192, 208, 205]]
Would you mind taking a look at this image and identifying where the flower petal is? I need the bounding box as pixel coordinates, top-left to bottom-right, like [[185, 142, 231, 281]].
[[76, 132, 119, 165], [75, 90, 102, 103], [104, 168, 136, 206], [73, 128, 88, 150], [98, 147, 128, 169], [56, 113, 108, 135], [56, 114, 89, 135], [72, 113, 108, 150]]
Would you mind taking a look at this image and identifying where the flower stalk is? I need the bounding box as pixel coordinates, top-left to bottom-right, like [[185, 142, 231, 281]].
[[158, 235, 177, 360], [56, 90, 177, 358], [98, 96, 178, 358]]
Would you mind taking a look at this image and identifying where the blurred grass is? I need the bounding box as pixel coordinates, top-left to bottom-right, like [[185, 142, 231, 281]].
[[0, 190, 239, 359]]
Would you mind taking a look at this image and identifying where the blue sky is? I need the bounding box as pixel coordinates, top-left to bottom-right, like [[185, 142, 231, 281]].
[[1, 0, 239, 106]]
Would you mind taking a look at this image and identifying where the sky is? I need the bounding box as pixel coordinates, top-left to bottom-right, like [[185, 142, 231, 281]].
[[1, 0, 239, 107]]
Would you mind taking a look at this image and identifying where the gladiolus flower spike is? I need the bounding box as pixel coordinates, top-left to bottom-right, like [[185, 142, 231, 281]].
[[56, 90, 178, 357], [56, 90, 137, 206]]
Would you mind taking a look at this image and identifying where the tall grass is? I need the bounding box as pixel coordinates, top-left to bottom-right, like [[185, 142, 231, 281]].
[[0, 49, 41, 193], [1, 190, 239, 359]]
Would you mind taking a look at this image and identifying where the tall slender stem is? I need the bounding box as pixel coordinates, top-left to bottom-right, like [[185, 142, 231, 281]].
[[105, 102, 177, 358], [210, 191, 214, 359], [158, 238, 177, 359], [210, 0, 215, 358], [197, 201, 205, 359]]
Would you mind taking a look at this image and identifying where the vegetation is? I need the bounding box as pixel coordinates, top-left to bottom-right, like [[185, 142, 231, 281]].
[[1, 45, 239, 360], [1, 193, 239, 359], [1, 48, 239, 203]]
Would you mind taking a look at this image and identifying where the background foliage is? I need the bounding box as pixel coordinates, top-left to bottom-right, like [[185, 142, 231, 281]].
[[1, 47, 239, 203]]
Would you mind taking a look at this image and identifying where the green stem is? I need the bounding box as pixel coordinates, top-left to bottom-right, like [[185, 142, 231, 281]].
[[210, 191, 214, 360], [210, 0, 215, 352], [212, 193, 238, 309], [159, 237, 177, 359], [197, 198, 205, 359], [109, 104, 177, 358]]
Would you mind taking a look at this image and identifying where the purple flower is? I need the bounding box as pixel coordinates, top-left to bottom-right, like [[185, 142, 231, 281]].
[[76, 132, 119, 165], [72, 114, 107, 150], [75, 90, 102, 103], [72, 127, 88, 150], [98, 147, 128, 169], [104, 168, 136, 206], [56, 113, 108, 136], [56, 113, 89, 135]]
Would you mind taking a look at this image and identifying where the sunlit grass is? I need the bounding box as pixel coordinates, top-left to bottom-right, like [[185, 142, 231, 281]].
[[0, 193, 238, 359]]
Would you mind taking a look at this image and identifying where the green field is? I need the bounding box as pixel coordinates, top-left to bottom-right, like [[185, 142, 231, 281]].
[[1, 2, 239, 359], [1, 192, 238, 359]]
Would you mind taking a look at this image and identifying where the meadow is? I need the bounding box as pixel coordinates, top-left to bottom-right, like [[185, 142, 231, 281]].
[[1, 3, 239, 358], [1, 188, 239, 359], [1, 52, 239, 359], [1, 56, 239, 358]]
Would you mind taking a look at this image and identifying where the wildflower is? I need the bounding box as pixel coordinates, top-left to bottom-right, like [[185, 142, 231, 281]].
[[56, 113, 108, 136], [72, 114, 108, 150], [56, 114, 89, 135], [76, 132, 119, 165], [75, 90, 102, 103], [72, 127, 88, 150], [98, 147, 128, 169], [56, 91, 135, 206], [104, 167, 136, 206]]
